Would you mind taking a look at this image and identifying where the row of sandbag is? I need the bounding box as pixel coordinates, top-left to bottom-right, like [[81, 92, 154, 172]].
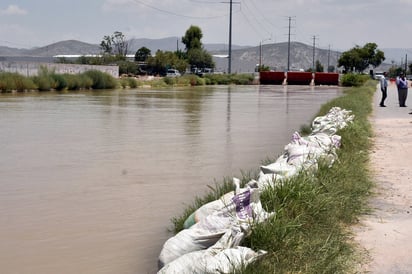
[[157, 107, 354, 273]]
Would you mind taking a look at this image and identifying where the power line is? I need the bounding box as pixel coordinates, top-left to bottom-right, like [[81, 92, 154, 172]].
[[244, 0, 282, 32], [241, 1, 272, 37], [131, 0, 229, 19], [239, 9, 267, 39]]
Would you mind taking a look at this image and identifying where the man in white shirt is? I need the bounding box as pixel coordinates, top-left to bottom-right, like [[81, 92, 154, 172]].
[[379, 72, 388, 107]]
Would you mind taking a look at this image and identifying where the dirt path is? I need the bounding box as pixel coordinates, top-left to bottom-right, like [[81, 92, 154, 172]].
[[355, 82, 412, 273]]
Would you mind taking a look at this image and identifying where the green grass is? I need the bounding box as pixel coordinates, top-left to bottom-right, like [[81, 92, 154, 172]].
[[0, 71, 258, 92], [169, 80, 376, 273], [0, 70, 116, 92]]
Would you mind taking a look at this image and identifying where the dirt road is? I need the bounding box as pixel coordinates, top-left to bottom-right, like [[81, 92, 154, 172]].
[[355, 82, 412, 273]]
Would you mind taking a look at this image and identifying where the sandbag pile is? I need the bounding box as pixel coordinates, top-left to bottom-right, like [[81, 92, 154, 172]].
[[157, 107, 354, 274], [256, 107, 354, 189], [158, 179, 274, 273]]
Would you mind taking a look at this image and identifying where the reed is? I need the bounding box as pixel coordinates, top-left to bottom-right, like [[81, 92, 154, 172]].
[[0, 72, 37, 92], [83, 70, 117, 89]]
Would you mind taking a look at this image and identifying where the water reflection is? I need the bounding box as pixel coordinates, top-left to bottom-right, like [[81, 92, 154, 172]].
[[0, 85, 341, 274]]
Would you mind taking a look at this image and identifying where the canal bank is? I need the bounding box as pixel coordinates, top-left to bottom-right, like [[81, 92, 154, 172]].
[[166, 79, 377, 273], [355, 82, 412, 273]]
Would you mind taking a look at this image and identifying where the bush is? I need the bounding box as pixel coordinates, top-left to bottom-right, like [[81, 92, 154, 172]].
[[120, 78, 128, 88], [231, 74, 254, 85], [204, 74, 231, 85], [83, 70, 117, 89], [127, 78, 138, 88], [32, 75, 55, 91], [202, 73, 254, 85], [79, 74, 93, 89], [340, 73, 369, 87], [62, 74, 80, 90], [50, 73, 67, 91], [179, 75, 205, 86], [0, 72, 36, 92], [163, 76, 177, 85]]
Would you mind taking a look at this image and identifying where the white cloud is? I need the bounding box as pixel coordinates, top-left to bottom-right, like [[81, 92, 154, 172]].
[[0, 4, 27, 15]]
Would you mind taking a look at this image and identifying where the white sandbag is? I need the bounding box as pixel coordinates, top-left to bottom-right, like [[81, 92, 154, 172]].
[[311, 107, 354, 134], [183, 191, 235, 229], [260, 154, 299, 177], [159, 215, 232, 268], [158, 246, 266, 274], [183, 178, 246, 229], [285, 143, 325, 166], [158, 185, 274, 268], [159, 226, 266, 274], [256, 171, 285, 189]]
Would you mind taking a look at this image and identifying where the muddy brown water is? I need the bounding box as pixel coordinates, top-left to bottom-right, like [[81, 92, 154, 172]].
[[0, 85, 341, 273]]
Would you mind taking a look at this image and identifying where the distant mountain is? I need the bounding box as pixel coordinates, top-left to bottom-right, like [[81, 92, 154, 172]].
[[0, 37, 252, 57], [128, 37, 250, 53], [0, 40, 100, 57], [0, 46, 28, 56], [27, 40, 100, 57], [212, 41, 342, 73], [0, 38, 405, 73]]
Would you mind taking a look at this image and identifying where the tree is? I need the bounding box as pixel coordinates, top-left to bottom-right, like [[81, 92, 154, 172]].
[[100, 35, 113, 54], [135, 47, 151, 62], [146, 50, 188, 75], [182, 25, 203, 51], [181, 25, 215, 70], [338, 42, 385, 73], [315, 60, 324, 72], [112, 31, 128, 57], [187, 48, 214, 70], [100, 31, 129, 58]]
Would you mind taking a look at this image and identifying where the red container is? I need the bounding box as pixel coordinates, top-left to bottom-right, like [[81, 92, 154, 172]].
[[314, 72, 339, 85], [259, 71, 285, 85], [286, 72, 313, 85]]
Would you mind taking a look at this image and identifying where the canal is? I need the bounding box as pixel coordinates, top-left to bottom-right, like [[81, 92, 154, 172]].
[[0, 85, 341, 273]]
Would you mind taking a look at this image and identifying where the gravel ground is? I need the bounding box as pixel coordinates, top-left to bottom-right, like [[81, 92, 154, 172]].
[[355, 82, 412, 273]]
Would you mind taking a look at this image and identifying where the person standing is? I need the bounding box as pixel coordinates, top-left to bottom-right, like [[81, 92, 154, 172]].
[[379, 72, 388, 107], [396, 72, 408, 107]]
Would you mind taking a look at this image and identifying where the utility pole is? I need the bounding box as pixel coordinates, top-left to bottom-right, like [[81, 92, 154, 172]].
[[287, 16, 292, 71], [259, 41, 262, 69], [405, 54, 408, 73], [312, 35, 317, 72], [222, 0, 240, 74], [229, 0, 232, 74], [327, 45, 331, 72]]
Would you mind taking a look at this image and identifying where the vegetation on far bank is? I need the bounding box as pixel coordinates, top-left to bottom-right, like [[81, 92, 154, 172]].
[[0, 68, 256, 93], [170, 80, 376, 273]]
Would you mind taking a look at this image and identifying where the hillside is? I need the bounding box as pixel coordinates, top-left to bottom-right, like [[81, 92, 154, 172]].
[[213, 41, 341, 73], [0, 38, 405, 73]]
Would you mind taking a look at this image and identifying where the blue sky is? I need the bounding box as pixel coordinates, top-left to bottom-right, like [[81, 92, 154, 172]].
[[1, 0, 412, 51]]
